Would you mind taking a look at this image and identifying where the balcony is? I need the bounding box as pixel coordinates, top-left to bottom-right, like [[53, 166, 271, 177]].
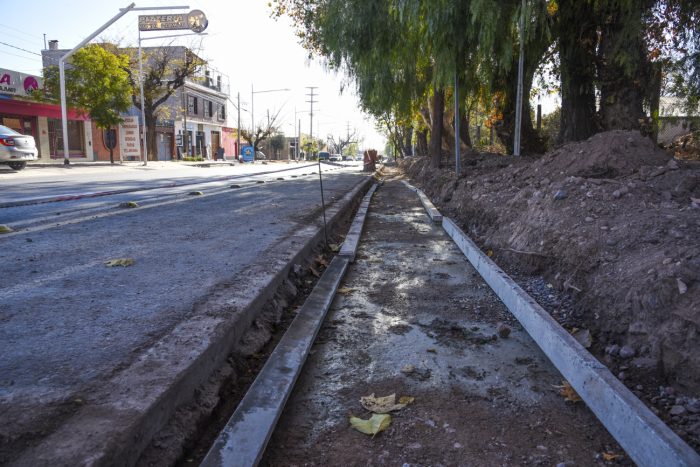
[[189, 68, 230, 96]]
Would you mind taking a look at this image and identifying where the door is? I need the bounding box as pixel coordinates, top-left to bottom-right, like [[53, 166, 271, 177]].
[[211, 131, 221, 159], [157, 133, 173, 161]]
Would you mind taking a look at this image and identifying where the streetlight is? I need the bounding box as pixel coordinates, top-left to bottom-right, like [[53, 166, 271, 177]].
[[58, 3, 136, 166], [250, 85, 290, 133]]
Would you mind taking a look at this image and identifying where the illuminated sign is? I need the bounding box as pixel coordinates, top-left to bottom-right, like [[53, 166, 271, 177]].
[[138, 10, 208, 32]]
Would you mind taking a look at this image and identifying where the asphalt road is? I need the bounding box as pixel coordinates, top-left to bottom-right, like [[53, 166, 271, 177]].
[[0, 164, 365, 463]]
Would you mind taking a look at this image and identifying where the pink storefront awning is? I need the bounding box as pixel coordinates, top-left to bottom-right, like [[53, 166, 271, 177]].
[[0, 98, 89, 120]]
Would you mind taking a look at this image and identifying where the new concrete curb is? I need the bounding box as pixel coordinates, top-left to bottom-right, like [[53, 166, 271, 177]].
[[339, 183, 378, 262], [200, 256, 350, 467], [200, 178, 379, 466], [11, 175, 374, 467], [440, 217, 699, 467], [400, 180, 442, 223]]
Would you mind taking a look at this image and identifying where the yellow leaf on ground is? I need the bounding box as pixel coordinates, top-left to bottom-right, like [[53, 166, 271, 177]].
[[553, 380, 582, 402], [602, 452, 622, 461], [0, 224, 14, 234], [337, 287, 355, 294], [486, 249, 494, 257], [349, 413, 391, 437], [360, 393, 409, 413], [398, 396, 415, 405], [105, 258, 135, 267]]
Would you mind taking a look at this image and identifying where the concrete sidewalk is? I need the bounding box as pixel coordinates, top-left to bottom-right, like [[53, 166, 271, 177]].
[[261, 173, 626, 466]]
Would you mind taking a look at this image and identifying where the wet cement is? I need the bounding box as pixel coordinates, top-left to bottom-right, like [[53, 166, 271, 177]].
[[262, 174, 628, 466]]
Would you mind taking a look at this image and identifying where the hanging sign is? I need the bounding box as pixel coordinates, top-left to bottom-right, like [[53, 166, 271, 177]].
[[138, 10, 208, 33]]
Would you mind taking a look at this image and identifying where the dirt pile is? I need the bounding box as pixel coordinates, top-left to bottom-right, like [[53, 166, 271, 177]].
[[672, 130, 700, 160], [402, 131, 700, 396]]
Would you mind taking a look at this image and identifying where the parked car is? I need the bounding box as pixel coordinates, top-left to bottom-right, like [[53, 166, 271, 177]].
[[342, 155, 352, 161], [329, 154, 342, 162], [0, 124, 38, 170], [317, 151, 330, 161], [256, 151, 267, 160]]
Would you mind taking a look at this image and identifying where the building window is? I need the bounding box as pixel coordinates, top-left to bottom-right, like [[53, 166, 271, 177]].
[[204, 100, 212, 118], [188, 95, 198, 114], [217, 104, 226, 121]]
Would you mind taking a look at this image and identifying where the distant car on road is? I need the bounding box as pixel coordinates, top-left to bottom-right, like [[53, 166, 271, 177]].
[[317, 151, 330, 161], [329, 154, 342, 162], [0, 124, 38, 170]]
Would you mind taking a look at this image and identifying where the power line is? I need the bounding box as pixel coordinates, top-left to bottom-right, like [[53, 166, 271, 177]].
[[0, 41, 41, 56]]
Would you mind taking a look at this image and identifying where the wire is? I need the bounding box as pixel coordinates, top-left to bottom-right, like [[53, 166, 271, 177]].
[[0, 41, 41, 56]]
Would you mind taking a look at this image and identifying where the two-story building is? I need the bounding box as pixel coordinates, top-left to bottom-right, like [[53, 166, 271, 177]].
[[42, 42, 229, 161]]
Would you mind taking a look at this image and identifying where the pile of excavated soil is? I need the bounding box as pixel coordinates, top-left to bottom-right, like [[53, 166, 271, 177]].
[[402, 130, 700, 440]]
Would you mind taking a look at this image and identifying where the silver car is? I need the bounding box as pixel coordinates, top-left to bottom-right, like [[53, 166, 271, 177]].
[[0, 124, 38, 170]]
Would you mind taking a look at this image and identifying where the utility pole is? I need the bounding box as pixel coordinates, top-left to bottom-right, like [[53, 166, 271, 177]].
[[237, 92, 241, 159], [306, 87, 317, 157], [298, 119, 301, 161], [514, 0, 526, 156]]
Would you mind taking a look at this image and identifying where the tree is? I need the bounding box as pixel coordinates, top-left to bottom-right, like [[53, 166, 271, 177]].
[[327, 128, 357, 155], [120, 44, 203, 161], [240, 108, 283, 157], [269, 132, 286, 159], [43, 44, 132, 164]]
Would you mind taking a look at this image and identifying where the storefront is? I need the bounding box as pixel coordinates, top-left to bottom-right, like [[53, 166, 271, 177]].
[[0, 68, 92, 160]]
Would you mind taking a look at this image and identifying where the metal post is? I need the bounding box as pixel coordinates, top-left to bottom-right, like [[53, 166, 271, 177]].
[[297, 119, 301, 161], [58, 3, 135, 166], [251, 84, 254, 139], [454, 70, 461, 174], [138, 29, 148, 166], [237, 92, 241, 159], [514, 0, 525, 156], [183, 89, 188, 157]]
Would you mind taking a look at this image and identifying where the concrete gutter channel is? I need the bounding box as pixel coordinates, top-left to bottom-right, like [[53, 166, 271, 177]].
[[0, 163, 333, 209], [200, 182, 379, 467], [11, 174, 374, 467], [401, 181, 700, 467]]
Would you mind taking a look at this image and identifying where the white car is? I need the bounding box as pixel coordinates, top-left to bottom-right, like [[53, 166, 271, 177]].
[[0, 124, 38, 170], [329, 154, 342, 162]]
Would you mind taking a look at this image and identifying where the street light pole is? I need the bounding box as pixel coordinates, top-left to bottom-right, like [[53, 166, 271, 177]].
[[59, 3, 135, 166], [237, 92, 241, 159]]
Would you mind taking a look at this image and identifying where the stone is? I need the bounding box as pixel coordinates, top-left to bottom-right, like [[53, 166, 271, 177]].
[[606, 344, 620, 356], [553, 190, 568, 201], [612, 190, 622, 199], [670, 405, 687, 416], [619, 346, 636, 359], [497, 323, 511, 338], [677, 279, 688, 295]]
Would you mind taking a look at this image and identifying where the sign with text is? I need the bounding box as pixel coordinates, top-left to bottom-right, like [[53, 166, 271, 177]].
[[138, 10, 208, 33], [119, 116, 141, 160], [0, 69, 41, 97]]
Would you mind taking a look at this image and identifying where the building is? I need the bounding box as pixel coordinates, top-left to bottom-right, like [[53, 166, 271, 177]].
[[0, 67, 93, 160], [42, 41, 229, 161]]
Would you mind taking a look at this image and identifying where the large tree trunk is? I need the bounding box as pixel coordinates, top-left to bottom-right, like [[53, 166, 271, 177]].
[[558, 0, 598, 143], [417, 129, 428, 156], [598, 3, 648, 131], [402, 126, 413, 156], [460, 113, 471, 148], [145, 108, 158, 161], [430, 88, 445, 168]]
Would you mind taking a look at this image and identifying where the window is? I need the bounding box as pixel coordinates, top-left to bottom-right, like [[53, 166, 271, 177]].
[[217, 104, 226, 121], [187, 95, 198, 114], [204, 100, 212, 118]]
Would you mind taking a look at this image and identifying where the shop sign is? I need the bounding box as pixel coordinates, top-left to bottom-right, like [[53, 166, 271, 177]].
[[119, 116, 141, 159], [138, 10, 208, 33], [0, 69, 41, 97]]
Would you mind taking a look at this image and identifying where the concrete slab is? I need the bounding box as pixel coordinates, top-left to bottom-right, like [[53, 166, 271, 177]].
[[339, 183, 378, 262]]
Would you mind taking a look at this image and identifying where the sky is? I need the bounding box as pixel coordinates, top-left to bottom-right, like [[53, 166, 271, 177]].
[[1, 0, 387, 150]]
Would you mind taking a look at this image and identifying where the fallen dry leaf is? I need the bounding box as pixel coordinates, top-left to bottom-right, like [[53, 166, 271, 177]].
[[309, 266, 321, 278], [119, 201, 139, 209], [602, 452, 622, 461], [337, 287, 355, 294], [554, 380, 582, 402], [0, 224, 14, 234], [401, 364, 415, 374], [315, 255, 329, 267], [349, 413, 391, 437], [105, 258, 135, 267], [486, 249, 494, 257], [398, 396, 415, 405], [360, 394, 409, 414], [328, 243, 340, 252]]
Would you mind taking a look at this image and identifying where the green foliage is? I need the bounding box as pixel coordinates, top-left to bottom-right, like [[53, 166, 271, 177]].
[[43, 44, 131, 130]]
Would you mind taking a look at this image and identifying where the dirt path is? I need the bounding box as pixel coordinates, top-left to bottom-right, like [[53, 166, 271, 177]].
[[262, 173, 626, 466]]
